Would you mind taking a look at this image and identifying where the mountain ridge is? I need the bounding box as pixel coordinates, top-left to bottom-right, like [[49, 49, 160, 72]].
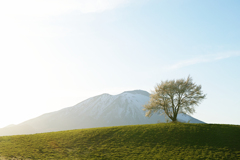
[[0, 90, 205, 136]]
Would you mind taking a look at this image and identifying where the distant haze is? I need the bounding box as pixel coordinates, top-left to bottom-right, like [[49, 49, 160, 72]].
[[0, 0, 240, 128]]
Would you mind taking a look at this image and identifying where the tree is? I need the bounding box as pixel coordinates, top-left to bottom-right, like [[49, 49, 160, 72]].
[[143, 76, 206, 122]]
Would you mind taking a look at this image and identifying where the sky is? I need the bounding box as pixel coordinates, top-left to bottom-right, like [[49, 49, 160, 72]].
[[0, 0, 240, 128]]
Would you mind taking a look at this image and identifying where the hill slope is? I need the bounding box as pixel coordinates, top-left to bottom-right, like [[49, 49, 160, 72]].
[[0, 90, 204, 136], [0, 123, 239, 159]]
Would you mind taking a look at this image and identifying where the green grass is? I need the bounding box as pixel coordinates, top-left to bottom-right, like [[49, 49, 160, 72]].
[[0, 123, 239, 159]]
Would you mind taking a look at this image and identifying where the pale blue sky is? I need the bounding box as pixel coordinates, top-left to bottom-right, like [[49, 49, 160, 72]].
[[0, 0, 239, 128]]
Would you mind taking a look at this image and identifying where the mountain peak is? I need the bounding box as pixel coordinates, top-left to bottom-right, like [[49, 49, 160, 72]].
[[120, 90, 150, 96], [0, 89, 205, 136]]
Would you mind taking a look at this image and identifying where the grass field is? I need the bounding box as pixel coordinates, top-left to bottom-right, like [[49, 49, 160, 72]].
[[0, 123, 239, 159]]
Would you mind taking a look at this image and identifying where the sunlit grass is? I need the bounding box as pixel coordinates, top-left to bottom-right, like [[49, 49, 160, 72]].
[[0, 123, 239, 159]]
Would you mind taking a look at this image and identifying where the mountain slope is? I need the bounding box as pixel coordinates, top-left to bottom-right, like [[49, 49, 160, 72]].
[[0, 90, 204, 136]]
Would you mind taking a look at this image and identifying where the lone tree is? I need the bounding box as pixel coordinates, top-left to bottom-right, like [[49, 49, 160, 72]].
[[143, 76, 206, 122]]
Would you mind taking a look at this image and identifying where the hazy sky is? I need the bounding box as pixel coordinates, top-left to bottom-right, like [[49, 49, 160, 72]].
[[0, 0, 240, 128]]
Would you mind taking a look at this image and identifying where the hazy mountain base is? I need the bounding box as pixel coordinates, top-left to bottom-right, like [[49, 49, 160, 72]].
[[0, 90, 204, 136]]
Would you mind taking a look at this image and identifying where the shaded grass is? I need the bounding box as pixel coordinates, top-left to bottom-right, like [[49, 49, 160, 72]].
[[0, 123, 239, 159]]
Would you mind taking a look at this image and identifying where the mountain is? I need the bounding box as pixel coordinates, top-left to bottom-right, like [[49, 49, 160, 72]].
[[0, 90, 205, 136]]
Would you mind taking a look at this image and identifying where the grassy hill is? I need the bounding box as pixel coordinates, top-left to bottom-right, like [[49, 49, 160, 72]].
[[0, 123, 239, 159]]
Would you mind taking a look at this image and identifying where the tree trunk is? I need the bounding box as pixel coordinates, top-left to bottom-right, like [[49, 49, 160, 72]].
[[171, 115, 177, 122]]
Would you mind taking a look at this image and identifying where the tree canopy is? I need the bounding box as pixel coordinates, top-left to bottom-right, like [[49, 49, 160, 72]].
[[143, 76, 206, 122]]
